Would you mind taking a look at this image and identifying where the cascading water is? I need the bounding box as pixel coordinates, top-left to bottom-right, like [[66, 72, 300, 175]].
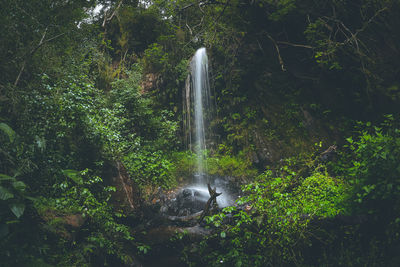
[[144, 48, 238, 266], [184, 47, 212, 184], [172, 47, 235, 211]]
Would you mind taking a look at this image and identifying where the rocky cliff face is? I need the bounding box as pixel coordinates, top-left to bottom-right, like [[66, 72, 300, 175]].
[[104, 161, 140, 212]]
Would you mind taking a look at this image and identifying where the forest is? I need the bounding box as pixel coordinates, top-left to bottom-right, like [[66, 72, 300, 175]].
[[1, 0, 400, 266]]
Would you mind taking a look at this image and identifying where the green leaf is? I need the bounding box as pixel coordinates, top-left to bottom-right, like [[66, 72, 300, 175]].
[[9, 203, 25, 218], [62, 169, 83, 184], [0, 174, 15, 181], [0, 123, 16, 142], [220, 231, 226, 238], [12, 181, 27, 191], [0, 186, 14, 200], [25, 196, 38, 201], [255, 216, 263, 226]]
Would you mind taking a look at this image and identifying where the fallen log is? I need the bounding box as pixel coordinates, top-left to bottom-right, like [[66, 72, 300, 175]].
[[198, 184, 222, 223], [164, 211, 203, 222]]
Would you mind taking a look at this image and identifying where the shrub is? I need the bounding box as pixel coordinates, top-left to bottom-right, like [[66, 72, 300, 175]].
[[34, 168, 134, 266], [123, 148, 176, 190], [340, 116, 400, 243], [207, 154, 258, 180], [187, 157, 349, 266]]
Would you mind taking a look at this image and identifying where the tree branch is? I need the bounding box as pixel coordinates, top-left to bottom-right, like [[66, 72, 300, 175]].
[[355, 7, 388, 37], [102, 0, 124, 28], [14, 61, 26, 87], [179, 0, 230, 12], [30, 32, 66, 56], [276, 41, 313, 49], [215, 0, 231, 22], [14, 28, 65, 87], [265, 33, 286, 72], [198, 184, 222, 223], [318, 6, 389, 107]]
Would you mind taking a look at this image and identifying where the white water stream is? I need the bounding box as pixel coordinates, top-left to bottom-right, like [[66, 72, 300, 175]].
[[183, 48, 234, 207]]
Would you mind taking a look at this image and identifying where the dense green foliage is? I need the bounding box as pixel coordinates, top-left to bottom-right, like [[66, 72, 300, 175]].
[[0, 2, 180, 264], [186, 118, 400, 266], [186, 155, 349, 266], [1, 0, 400, 266], [0, 65, 178, 265]]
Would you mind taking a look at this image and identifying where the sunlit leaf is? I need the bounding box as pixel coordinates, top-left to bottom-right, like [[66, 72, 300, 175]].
[[0, 123, 16, 142], [0, 186, 14, 200], [12, 181, 27, 191], [9, 203, 25, 218], [62, 169, 83, 184], [0, 174, 15, 181]]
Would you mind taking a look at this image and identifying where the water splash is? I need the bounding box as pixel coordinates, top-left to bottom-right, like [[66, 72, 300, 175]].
[[186, 183, 234, 208]]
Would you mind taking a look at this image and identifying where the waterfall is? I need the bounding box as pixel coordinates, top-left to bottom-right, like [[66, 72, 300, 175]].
[[184, 47, 212, 184], [179, 47, 235, 208]]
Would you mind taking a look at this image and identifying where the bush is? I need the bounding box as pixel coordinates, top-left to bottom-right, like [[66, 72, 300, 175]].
[[207, 154, 258, 180], [187, 156, 349, 266], [169, 150, 258, 183], [33, 168, 134, 266], [340, 116, 400, 244], [123, 148, 176, 190], [170, 151, 197, 183], [0, 66, 179, 265]]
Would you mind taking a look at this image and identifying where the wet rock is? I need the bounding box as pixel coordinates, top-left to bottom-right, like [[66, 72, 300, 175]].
[[160, 205, 168, 213], [178, 208, 191, 217], [161, 188, 210, 217], [141, 225, 212, 246], [182, 189, 192, 198]]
